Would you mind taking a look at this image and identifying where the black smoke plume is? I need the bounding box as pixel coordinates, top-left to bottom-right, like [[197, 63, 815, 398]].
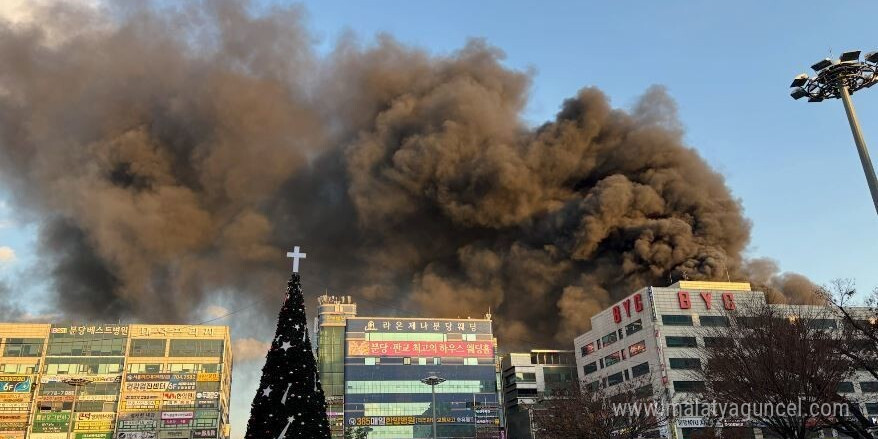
[[0, 1, 812, 344]]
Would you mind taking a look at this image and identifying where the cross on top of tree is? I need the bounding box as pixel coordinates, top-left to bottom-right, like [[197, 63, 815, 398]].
[[286, 246, 307, 273]]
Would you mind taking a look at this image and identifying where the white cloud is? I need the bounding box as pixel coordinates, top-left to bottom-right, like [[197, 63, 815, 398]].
[[232, 338, 269, 363], [0, 247, 15, 264]]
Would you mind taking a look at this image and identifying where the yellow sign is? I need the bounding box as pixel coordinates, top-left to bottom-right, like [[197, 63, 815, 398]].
[[0, 414, 28, 422], [675, 281, 752, 291], [0, 394, 29, 403], [74, 413, 114, 433], [196, 372, 219, 382], [132, 326, 220, 338], [120, 400, 160, 411]]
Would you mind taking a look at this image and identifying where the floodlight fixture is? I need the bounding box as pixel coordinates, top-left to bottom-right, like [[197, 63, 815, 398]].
[[840, 50, 861, 62], [791, 87, 809, 100], [790, 74, 809, 88], [790, 49, 878, 216], [812, 58, 834, 71]]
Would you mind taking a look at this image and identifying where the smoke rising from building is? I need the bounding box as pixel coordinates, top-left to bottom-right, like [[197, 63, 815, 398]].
[[0, 1, 813, 345]]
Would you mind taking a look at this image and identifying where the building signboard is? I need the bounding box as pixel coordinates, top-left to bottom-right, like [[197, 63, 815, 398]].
[[0, 422, 26, 431], [41, 375, 120, 384], [196, 372, 219, 382], [121, 400, 161, 411], [73, 412, 115, 432], [133, 326, 217, 338], [28, 434, 67, 439], [195, 391, 219, 400], [124, 382, 168, 392], [117, 419, 158, 431], [116, 433, 157, 439], [79, 394, 118, 402], [349, 416, 478, 427], [125, 374, 196, 382], [32, 412, 71, 433], [160, 411, 194, 420], [347, 340, 494, 358], [347, 319, 491, 334], [52, 325, 128, 336]]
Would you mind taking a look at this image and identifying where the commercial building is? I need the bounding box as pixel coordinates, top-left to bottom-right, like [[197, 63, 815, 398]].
[[573, 281, 764, 439], [499, 350, 576, 439], [344, 316, 501, 439], [315, 295, 358, 439], [572, 281, 878, 439], [0, 322, 232, 439]]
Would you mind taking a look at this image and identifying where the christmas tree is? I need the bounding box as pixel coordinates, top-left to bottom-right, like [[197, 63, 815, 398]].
[[245, 270, 331, 439]]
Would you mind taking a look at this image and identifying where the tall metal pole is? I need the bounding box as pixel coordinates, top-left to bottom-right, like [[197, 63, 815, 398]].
[[67, 384, 81, 437], [431, 383, 438, 439], [838, 83, 878, 215]]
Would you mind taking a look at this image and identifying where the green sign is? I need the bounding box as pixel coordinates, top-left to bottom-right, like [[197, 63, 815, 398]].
[[32, 412, 71, 433], [75, 433, 113, 439]]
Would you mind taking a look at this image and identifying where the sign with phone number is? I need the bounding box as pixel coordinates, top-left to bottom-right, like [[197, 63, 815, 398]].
[[349, 416, 474, 426]]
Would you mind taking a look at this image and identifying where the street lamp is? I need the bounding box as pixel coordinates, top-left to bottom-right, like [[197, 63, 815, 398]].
[[61, 378, 93, 436], [790, 49, 878, 215], [420, 375, 446, 439]]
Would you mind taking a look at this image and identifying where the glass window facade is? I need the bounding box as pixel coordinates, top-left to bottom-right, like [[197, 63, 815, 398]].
[[661, 315, 694, 326], [168, 339, 224, 357], [344, 318, 499, 438], [129, 338, 167, 356], [4, 338, 44, 357]]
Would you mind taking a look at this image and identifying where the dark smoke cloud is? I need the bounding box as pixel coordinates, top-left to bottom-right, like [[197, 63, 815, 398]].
[[0, 0, 810, 346]]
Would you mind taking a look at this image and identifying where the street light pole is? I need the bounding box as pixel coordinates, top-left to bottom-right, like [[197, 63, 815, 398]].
[[420, 375, 446, 439], [790, 49, 878, 216], [61, 378, 92, 437], [838, 83, 878, 214]]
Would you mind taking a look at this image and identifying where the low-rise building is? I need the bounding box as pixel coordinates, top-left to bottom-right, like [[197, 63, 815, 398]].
[[500, 350, 575, 439]]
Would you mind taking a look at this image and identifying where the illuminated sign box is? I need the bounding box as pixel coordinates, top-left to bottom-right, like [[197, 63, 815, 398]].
[[347, 341, 494, 358]]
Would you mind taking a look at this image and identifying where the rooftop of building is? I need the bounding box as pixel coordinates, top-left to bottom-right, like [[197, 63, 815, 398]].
[[665, 280, 752, 291]]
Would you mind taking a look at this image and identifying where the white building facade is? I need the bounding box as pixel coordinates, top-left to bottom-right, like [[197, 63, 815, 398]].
[[574, 280, 878, 439], [574, 281, 769, 439]]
